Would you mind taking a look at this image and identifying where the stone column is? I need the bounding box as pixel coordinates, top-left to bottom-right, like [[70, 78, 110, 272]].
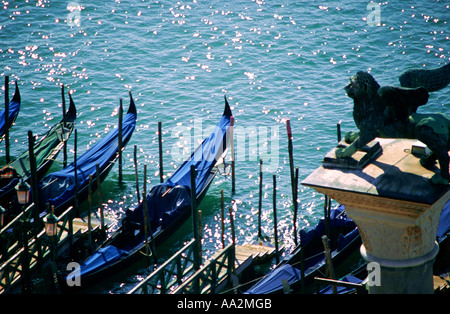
[[302, 138, 450, 294]]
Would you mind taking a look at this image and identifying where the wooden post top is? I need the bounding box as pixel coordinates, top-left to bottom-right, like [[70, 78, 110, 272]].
[[302, 138, 449, 205]]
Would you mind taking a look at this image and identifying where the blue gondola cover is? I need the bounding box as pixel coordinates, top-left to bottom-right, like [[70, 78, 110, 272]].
[[75, 245, 128, 278], [245, 264, 303, 294], [0, 82, 20, 139], [126, 110, 231, 235], [437, 200, 450, 242], [245, 206, 359, 294], [71, 101, 232, 283], [39, 98, 136, 211], [165, 113, 231, 195], [126, 184, 191, 234]]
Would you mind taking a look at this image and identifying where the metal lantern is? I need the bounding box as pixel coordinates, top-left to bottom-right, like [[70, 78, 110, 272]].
[[43, 212, 58, 237], [0, 206, 5, 227], [15, 179, 31, 205]]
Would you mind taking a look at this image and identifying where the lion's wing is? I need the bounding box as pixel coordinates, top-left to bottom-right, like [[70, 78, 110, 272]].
[[378, 86, 428, 119]]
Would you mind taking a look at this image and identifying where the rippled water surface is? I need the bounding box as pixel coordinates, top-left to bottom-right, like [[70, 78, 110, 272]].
[[1, 0, 449, 293]]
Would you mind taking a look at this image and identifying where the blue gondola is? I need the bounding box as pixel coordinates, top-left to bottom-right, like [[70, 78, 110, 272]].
[[245, 205, 361, 294], [64, 97, 233, 288], [0, 94, 76, 219], [316, 200, 450, 294], [0, 81, 20, 142], [38, 92, 137, 214]]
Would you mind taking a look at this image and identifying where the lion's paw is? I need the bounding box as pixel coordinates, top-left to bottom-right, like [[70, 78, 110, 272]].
[[344, 131, 359, 144], [335, 147, 350, 158]]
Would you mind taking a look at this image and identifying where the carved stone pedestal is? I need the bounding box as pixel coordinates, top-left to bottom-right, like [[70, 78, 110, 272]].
[[302, 138, 450, 294]]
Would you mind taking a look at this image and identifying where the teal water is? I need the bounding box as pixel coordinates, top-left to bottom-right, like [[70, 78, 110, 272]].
[[1, 0, 449, 293]]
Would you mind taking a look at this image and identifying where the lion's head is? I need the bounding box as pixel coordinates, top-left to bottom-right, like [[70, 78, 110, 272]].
[[344, 71, 380, 100], [344, 71, 385, 137]]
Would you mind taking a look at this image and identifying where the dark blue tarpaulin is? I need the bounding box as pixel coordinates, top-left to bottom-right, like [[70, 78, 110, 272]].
[[164, 112, 232, 195], [246, 200, 450, 295], [0, 82, 20, 140], [39, 96, 136, 211], [245, 264, 303, 294], [126, 107, 232, 231], [125, 184, 191, 242], [299, 205, 355, 248], [318, 274, 362, 294], [75, 245, 128, 279], [73, 101, 232, 281], [245, 206, 358, 294]]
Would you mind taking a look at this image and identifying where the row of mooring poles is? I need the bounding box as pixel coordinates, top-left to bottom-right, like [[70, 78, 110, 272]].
[[255, 160, 280, 263], [254, 119, 299, 258], [75, 96, 123, 227], [11, 83, 67, 224], [83, 96, 137, 247], [192, 175, 236, 268], [131, 118, 164, 266], [130, 119, 165, 267], [220, 189, 237, 249], [87, 163, 106, 250], [253, 119, 301, 266], [127, 111, 236, 269]]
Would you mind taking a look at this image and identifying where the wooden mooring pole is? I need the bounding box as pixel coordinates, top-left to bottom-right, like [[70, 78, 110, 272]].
[[28, 131, 41, 232], [61, 84, 68, 167], [230, 116, 235, 194], [286, 119, 299, 246], [118, 99, 123, 183], [258, 158, 263, 243], [322, 235, 337, 294], [273, 174, 279, 264], [229, 205, 235, 246], [4, 76, 10, 164], [87, 175, 93, 250], [96, 163, 104, 230], [324, 195, 331, 242], [143, 163, 157, 264], [190, 165, 201, 269], [142, 187, 150, 264], [158, 121, 164, 183], [337, 121, 342, 143], [74, 129, 79, 217], [294, 166, 299, 246], [134, 145, 140, 202], [221, 189, 225, 249]]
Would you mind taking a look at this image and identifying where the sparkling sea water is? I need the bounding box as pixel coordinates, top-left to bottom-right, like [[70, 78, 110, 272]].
[[1, 0, 449, 293]]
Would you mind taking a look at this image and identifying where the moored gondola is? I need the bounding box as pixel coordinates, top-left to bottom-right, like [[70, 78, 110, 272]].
[[38, 92, 137, 215], [63, 97, 233, 289], [0, 93, 76, 220], [0, 81, 20, 142], [315, 199, 450, 294], [245, 205, 361, 294]]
